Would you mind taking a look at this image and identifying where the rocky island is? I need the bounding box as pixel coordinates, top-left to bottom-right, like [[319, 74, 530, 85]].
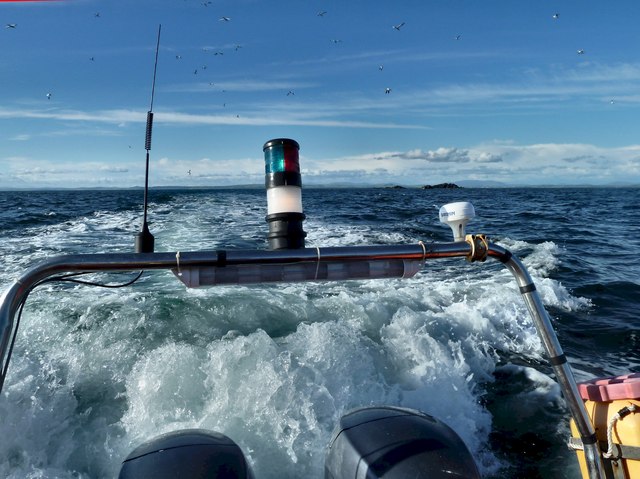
[[420, 183, 461, 189]]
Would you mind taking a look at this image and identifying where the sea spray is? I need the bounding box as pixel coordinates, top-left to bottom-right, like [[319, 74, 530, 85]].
[[2, 187, 638, 478]]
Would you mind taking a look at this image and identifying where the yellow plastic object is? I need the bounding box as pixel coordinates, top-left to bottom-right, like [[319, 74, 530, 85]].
[[571, 374, 640, 479]]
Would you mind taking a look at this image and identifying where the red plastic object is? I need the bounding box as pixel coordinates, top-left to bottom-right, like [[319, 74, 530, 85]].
[[578, 373, 640, 402]]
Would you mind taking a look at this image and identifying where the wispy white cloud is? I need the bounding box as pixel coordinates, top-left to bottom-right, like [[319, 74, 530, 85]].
[[402, 62, 640, 109], [3, 60, 638, 134], [0, 106, 427, 130], [0, 107, 144, 123], [0, 156, 134, 188], [163, 79, 319, 93], [9, 134, 30, 141], [100, 166, 129, 173]]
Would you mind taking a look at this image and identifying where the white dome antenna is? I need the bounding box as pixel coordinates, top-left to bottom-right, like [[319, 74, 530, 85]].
[[439, 202, 475, 242]]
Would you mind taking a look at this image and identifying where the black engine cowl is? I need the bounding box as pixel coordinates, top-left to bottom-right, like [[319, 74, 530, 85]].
[[118, 429, 253, 479], [325, 406, 481, 479]]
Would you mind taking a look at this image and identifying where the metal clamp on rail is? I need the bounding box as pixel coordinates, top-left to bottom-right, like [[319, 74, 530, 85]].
[[465, 234, 489, 262]]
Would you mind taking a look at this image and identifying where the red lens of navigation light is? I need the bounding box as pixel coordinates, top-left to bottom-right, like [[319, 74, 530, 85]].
[[282, 143, 300, 173]]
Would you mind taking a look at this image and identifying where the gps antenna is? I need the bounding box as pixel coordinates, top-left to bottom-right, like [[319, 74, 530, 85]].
[[135, 24, 161, 253]]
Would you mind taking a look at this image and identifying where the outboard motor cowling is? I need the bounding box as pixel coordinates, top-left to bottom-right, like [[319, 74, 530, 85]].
[[119, 429, 253, 479], [325, 406, 480, 479]]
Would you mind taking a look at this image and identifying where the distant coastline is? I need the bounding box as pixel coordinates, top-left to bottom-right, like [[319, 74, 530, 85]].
[[0, 182, 639, 192], [386, 183, 461, 189]]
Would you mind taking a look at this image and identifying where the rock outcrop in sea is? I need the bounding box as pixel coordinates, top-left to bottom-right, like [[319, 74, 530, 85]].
[[421, 183, 460, 189]]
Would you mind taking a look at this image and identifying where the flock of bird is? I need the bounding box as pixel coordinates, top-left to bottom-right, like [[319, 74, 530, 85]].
[[157, 9, 412, 106], [169, 9, 587, 99], [3, 9, 589, 103]]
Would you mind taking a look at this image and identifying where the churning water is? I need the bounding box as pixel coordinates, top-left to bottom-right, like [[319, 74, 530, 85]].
[[0, 187, 638, 478]]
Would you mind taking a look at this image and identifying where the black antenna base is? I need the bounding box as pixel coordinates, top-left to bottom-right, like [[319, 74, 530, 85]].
[[135, 223, 155, 253]]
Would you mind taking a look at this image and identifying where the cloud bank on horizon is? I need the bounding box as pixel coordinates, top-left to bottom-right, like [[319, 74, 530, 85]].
[[1, 0, 640, 188]]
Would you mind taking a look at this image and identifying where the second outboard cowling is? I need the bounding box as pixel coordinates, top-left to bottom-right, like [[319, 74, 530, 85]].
[[325, 406, 480, 479]]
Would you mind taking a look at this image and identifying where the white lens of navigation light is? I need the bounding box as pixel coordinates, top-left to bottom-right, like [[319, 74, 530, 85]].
[[266, 186, 303, 215], [439, 202, 475, 241]]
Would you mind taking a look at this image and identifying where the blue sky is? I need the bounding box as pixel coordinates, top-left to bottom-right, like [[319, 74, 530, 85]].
[[2, 0, 640, 188]]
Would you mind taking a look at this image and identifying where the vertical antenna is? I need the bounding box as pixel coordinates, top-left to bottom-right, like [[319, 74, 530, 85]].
[[135, 24, 161, 253]]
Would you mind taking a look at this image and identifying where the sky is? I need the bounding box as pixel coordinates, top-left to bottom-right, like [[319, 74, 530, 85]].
[[1, 0, 640, 188]]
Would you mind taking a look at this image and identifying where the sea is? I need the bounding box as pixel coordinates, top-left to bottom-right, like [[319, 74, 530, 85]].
[[0, 186, 638, 479]]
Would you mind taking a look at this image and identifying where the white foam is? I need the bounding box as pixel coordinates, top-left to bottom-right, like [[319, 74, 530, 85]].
[[0, 193, 592, 478]]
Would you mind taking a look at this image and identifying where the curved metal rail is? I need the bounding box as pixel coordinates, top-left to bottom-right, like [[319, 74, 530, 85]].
[[0, 239, 605, 478]]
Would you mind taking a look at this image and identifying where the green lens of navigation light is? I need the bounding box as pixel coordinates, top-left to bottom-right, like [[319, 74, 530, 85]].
[[264, 138, 300, 174]]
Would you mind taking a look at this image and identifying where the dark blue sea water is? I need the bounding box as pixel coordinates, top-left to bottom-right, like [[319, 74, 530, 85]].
[[0, 187, 638, 478]]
